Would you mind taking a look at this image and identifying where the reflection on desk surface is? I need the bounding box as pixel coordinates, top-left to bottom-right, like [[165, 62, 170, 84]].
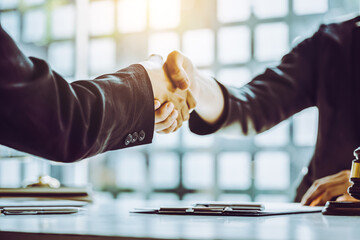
[[0, 199, 360, 240]]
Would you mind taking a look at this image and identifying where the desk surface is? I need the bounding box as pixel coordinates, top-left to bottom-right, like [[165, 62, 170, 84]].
[[1, 199, 360, 240]]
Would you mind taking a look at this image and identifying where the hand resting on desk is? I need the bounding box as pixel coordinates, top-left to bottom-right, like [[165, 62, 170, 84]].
[[301, 170, 360, 206]]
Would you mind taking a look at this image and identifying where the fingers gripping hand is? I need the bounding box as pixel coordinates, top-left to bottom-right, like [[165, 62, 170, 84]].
[[301, 170, 351, 206], [165, 51, 199, 116], [142, 54, 194, 133], [154, 101, 178, 134], [165, 51, 191, 90]]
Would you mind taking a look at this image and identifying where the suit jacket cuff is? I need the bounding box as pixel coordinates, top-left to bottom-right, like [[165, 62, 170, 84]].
[[102, 64, 155, 150], [189, 80, 230, 135]]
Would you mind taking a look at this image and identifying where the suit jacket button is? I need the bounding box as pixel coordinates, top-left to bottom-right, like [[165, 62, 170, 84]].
[[132, 132, 138, 143], [125, 134, 132, 146], [139, 130, 145, 141]]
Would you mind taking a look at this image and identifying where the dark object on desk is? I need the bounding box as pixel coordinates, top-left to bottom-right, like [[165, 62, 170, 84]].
[[323, 147, 360, 215], [348, 147, 360, 200], [322, 201, 360, 215]]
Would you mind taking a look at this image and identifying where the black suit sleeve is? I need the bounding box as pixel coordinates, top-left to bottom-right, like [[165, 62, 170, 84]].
[[189, 27, 322, 136], [0, 24, 155, 163]]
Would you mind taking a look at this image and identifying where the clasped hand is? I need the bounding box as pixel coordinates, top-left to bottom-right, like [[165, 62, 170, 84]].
[[141, 51, 224, 134], [140, 54, 196, 133]]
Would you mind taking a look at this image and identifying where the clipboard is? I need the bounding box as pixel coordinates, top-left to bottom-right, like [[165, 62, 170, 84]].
[[131, 202, 323, 217]]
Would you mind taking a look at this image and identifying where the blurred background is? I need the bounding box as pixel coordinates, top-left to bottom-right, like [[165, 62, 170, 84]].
[[0, 0, 359, 203]]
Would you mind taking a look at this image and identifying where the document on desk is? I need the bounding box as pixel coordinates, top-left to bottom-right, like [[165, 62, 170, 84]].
[[131, 202, 323, 217]]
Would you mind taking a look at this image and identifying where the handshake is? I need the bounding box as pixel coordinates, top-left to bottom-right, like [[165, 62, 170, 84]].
[[140, 51, 224, 134]]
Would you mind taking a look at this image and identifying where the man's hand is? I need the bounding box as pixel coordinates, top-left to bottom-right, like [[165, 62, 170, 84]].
[[153, 51, 225, 133], [140, 55, 196, 132], [301, 170, 354, 206], [154, 100, 178, 134]]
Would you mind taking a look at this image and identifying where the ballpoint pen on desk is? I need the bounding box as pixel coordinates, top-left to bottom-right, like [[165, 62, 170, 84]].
[[1, 206, 81, 215]]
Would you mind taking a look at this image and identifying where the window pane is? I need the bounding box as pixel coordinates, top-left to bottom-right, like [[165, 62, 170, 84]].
[[118, 0, 147, 33], [254, 120, 290, 146], [89, 38, 116, 76], [48, 41, 74, 77], [23, 0, 44, 6], [217, 0, 250, 23], [255, 22, 289, 62], [117, 192, 145, 200], [0, 159, 21, 187], [218, 26, 251, 64], [218, 152, 251, 190], [183, 29, 214, 66], [217, 68, 251, 88], [0, 0, 18, 9], [117, 33, 148, 68], [153, 131, 180, 148], [293, 0, 328, 15], [293, 107, 318, 146], [182, 122, 214, 148], [149, 0, 180, 30], [150, 152, 179, 188], [51, 5, 75, 39], [23, 158, 42, 185], [0, 11, 20, 42], [183, 193, 213, 201], [23, 8, 46, 43], [255, 151, 290, 190], [90, 0, 115, 36], [148, 32, 180, 59], [253, 0, 288, 19], [183, 153, 214, 189], [60, 160, 89, 187], [116, 152, 146, 189], [149, 193, 179, 204]]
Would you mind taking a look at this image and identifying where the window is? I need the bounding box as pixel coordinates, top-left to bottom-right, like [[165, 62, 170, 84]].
[[23, 8, 46, 43], [218, 26, 251, 64], [118, 0, 147, 33], [89, 0, 115, 36], [183, 29, 215, 66], [254, 22, 289, 62]]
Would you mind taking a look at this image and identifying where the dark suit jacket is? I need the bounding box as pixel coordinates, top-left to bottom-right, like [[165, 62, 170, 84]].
[[189, 16, 360, 201], [0, 24, 154, 163]]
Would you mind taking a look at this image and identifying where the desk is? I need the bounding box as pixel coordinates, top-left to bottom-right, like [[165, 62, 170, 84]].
[[0, 199, 360, 240]]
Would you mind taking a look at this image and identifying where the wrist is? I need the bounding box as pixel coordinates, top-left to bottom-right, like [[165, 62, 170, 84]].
[[194, 72, 224, 124], [139, 62, 167, 103]]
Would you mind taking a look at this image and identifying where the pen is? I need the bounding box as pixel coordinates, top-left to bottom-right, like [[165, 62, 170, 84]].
[[2, 207, 80, 215]]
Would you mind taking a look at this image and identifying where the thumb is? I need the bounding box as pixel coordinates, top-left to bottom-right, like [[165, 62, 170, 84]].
[[154, 100, 161, 110], [165, 51, 190, 90]]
